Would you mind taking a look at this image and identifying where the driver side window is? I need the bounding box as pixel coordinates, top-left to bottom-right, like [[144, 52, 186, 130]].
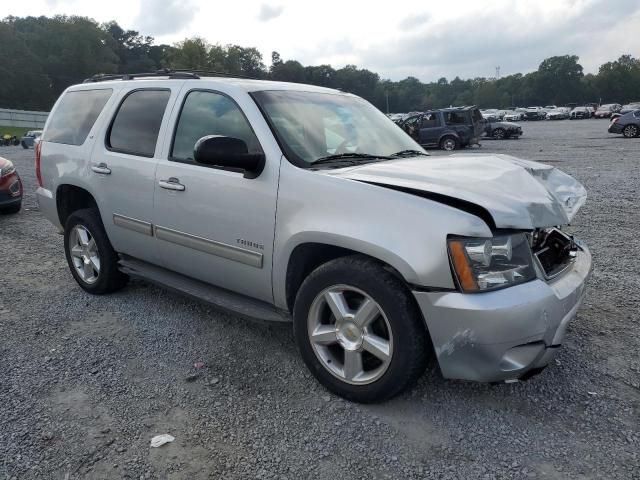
[[171, 90, 262, 163]]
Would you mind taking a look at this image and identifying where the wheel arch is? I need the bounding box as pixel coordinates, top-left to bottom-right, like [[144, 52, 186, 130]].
[[282, 237, 419, 313], [56, 183, 99, 227]]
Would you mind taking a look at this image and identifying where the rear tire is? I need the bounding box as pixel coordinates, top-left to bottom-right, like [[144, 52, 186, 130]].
[[21, 142, 28, 149], [439, 136, 458, 151], [63, 208, 128, 294], [293, 255, 431, 403], [493, 128, 506, 139], [622, 124, 639, 138]]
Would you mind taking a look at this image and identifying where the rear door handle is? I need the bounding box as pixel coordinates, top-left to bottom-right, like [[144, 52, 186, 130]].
[[159, 177, 185, 191], [91, 163, 111, 175]]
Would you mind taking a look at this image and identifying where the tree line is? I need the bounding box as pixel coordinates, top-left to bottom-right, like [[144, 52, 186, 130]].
[[1, 15, 640, 113]]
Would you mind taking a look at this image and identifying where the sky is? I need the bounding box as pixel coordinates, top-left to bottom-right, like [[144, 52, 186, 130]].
[[17, 0, 640, 81]]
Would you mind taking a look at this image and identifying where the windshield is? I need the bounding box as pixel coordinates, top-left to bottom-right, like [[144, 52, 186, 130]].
[[252, 90, 424, 166]]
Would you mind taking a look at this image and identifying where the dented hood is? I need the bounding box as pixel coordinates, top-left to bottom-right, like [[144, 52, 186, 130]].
[[328, 154, 586, 229]]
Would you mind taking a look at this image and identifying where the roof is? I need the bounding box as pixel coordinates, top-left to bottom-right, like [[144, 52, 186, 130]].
[[78, 71, 342, 95]]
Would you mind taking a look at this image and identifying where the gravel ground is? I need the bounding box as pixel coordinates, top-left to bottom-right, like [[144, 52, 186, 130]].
[[1, 119, 639, 479]]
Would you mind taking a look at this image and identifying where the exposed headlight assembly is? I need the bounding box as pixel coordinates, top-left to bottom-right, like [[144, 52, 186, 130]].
[[448, 233, 536, 292]]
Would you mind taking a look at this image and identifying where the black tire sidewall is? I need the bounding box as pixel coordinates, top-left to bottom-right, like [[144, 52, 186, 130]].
[[293, 256, 429, 403], [63, 208, 127, 294]]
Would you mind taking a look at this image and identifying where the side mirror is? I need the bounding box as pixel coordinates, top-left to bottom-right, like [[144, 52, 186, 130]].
[[193, 135, 265, 179]]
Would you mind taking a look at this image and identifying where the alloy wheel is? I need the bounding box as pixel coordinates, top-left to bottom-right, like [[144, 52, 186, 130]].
[[69, 225, 100, 284], [493, 129, 506, 139], [442, 138, 456, 151], [623, 125, 638, 138], [307, 285, 393, 385]]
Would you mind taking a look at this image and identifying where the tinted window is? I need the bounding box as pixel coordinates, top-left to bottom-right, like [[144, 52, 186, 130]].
[[172, 90, 261, 162], [44, 89, 112, 145], [444, 111, 470, 125], [108, 90, 170, 157]]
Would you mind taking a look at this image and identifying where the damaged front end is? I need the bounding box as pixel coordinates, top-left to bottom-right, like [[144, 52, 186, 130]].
[[414, 227, 591, 383]]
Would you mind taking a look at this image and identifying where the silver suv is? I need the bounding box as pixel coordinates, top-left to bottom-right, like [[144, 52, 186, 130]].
[[36, 71, 592, 403]]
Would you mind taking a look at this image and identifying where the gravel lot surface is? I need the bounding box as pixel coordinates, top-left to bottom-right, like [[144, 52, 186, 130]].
[[1, 119, 639, 479]]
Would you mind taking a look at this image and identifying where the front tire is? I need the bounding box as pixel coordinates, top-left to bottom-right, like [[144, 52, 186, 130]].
[[63, 208, 128, 294], [622, 124, 639, 138], [293, 256, 431, 403], [439, 136, 458, 151]]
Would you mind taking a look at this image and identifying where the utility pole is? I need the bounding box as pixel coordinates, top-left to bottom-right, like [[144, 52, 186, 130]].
[[385, 91, 389, 114], [495, 66, 500, 80]]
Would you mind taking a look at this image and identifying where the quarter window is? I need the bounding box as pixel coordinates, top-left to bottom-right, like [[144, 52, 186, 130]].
[[171, 90, 261, 163], [44, 89, 112, 146], [108, 89, 170, 157]]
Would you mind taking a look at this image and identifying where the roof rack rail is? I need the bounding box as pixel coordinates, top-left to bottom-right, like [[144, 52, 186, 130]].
[[83, 68, 258, 83], [170, 69, 257, 80], [83, 69, 200, 83]]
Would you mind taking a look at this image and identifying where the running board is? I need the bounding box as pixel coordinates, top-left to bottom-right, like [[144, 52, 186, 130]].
[[118, 256, 290, 322]]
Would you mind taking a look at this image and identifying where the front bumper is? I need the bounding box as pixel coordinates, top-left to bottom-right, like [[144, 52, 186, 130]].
[[413, 243, 592, 382]]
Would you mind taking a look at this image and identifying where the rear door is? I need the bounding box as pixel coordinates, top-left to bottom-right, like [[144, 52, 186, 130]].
[[91, 82, 182, 264]]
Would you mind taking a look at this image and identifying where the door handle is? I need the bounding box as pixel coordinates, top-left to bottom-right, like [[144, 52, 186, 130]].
[[159, 177, 185, 191], [91, 163, 111, 175]]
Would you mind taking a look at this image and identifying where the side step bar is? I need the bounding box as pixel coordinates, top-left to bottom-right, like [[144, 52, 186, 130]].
[[118, 256, 290, 323]]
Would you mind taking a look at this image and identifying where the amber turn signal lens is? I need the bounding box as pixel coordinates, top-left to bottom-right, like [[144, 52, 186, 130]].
[[449, 240, 479, 292]]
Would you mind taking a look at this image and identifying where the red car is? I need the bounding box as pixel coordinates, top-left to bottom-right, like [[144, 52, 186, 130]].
[[0, 156, 22, 214]]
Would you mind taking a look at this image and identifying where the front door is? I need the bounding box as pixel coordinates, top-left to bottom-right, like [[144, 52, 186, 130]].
[[418, 112, 444, 145], [152, 89, 279, 303]]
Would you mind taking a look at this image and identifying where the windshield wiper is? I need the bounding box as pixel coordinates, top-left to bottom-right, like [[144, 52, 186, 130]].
[[311, 153, 392, 166], [390, 149, 429, 157]]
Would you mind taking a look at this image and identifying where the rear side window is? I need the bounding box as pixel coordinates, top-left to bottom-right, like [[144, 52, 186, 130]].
[[44, 89, 112, 145], [171, 90, 261, 162], [444, 111, 470, 125], [108, 89, 171, 157]]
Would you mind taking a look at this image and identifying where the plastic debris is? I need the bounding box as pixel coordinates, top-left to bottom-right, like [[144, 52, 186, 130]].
[[150, 434, 175, 448], [587, 391, 597, 396], [193, 361, 205, 369]]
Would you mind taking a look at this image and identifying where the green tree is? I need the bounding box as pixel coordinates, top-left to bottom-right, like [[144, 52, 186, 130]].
[[534, 55, 584, 105]]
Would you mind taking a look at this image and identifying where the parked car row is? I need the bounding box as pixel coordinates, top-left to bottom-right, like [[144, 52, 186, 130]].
[[477, 103, 638, 122]]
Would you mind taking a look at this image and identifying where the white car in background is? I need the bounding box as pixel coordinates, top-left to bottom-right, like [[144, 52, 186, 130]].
[[503, 110, 524, 121], [546, 108, 570, 120]]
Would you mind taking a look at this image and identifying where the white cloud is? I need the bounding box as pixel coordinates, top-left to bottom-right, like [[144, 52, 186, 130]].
[[257, 4, 284, 22], [133, 0, 198, 36]]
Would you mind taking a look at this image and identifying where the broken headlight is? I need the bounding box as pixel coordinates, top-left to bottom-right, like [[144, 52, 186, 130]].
[[448, 233, 536, 292]]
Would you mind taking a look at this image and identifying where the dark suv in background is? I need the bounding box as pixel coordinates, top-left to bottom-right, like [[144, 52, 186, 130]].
[[398, 106, 483, 151]]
